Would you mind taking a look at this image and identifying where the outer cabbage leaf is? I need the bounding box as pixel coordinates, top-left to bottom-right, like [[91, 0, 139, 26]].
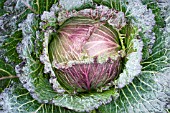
[[0, 59, 17, 93], [98, 69, 170, 113], [0, 0, 31, 67], [0, 0, 31, 36], [0, 0, 59, 60], [0, 83, 78, 113], [114, 39, 143, 88], [0, 30, 22, 65], [0, 0, 6, 16], [0, 0, 29, 95], [28, 0, 58, 14]]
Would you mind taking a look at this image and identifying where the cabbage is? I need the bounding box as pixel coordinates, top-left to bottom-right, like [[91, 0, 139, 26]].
[[0, 0, 169, 112]]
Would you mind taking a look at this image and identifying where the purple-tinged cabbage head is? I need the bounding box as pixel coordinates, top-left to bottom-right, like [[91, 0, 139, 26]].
[[49, 17, 122, 92]]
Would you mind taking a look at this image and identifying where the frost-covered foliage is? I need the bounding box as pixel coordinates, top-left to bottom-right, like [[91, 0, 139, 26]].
[[0, 0, 170, 113]]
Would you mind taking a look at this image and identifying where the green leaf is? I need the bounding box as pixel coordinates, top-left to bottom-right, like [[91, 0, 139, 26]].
[[93, 0, 127, 12], [52, 88, 118, 112], [0, 59, 17, 93], [0, 0, 31, 36], [37, 0, 58, 13], [0, 30, 22, 65], [0, 0, 6, 8], [0, 0, 32, 94], [0, 0, 33, 67], [98, 69, 170, 113], [0, 0, 6, 16], [0, 83, 79, 113], [23, 0, 58, 14]]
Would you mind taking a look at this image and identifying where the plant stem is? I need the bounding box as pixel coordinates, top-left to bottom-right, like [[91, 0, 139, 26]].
[[0, 76, 18, 81]]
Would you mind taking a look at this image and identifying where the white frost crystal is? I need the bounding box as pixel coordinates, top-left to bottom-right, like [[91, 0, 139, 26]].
[[126, 0, 156, 53], [51, 4, 126, 29], [108, 11, 126, 29], [59, 0, 92, 10], [40, 11, 65, 93], [115, 39, 143, 88], [157, 0, 170, 48]]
